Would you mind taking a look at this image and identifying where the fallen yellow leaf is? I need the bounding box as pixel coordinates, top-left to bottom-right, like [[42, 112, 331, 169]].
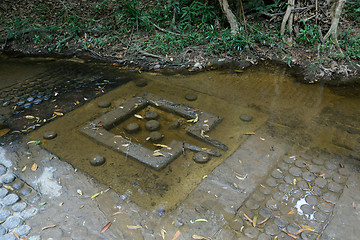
[[172, 230, 181, 240], [31, 163, 38, 171], [299, 224, 315, 232], [101, 222, 111, 233], [42, 225, 56, 230], [127, 225, 142, 230]]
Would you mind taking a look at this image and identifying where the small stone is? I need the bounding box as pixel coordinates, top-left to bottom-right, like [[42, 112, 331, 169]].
[[0, 233, 16, 240], [125, 122, 140, 133], [301, 231, 318, 240], [284, 175, 296, 185], [315, 178, 328, 188], [185, 93, 197, 101], [33, 99, 42, 105], [279, 183, 293, 193], [273, 191, 285, 201], [266, 198, 279, 210], [332, 173, 347, 184], [228, 217, 244, 231], [149, 131, 163, 142], [324, 162, 338, 170], [12, 225, 31, 236], [97, 100, 111, 108], [245, 199, 260, 210], [3, 193, 19, 206], [311, 186, 323, 196], [328, 182, 342, 193], [302, 171, 316, 182], [144, 110, 158, 120], [135, 81, 147, 87], [295, 159, 308, 168], [289, 167, 302, 177], [297, 180, 310, 190], [278, 161, 289, 171], [286, 223, 300, 235], [43, 131, 57, 140], [3, 216, 23, 229], [265, 224, 280, 236], [239, 114, 253, 122], [322, 192, 339, 204], [12, 181, 24, 190], [258, 233, 272, 240], [271, 169, 284, 179], [0, 210, 11, 221], [0, 165, 6, 176], [338, 168, 350, 176], [244, 227, 260, 238], [90, 155, 105, 166], [0, 188, 8, 198], [168, 120, 180, 129], [1, 173, 16, 184], [305, 195, 318, 206], [23, 103, 31, 109], [283, 156, 296, 164], [12, 202, 27, 212], [21, 207, 38, 220], [145, 120, 160, 131], [259, 208, 273, 218], [274, 217, 289, 228], [252, 192, 265, 202], [193, 152, 210, 164], [20, 188, 31, 196], [318, 202, 333, 213], [307, 164, 321, 174], [312, 158, 325, 165], [314, 211, 328, 223], [260, 185, 272, 195], [300, 204, 314, 214], [266, 177, 278, 187], [307, 220, 323, 232]]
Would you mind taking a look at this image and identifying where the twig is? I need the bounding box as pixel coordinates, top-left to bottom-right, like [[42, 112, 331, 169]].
[[149, 20, 180, 36], [138, 49, 163, 59]]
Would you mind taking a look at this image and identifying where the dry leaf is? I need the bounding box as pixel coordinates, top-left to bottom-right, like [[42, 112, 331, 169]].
[[42, 225, 56, 230], [91, 193, 100, 199], [153, 144, 172, 150], [161, 229, 166, 239], [243, 213, 253, 223], [127, 225, 142, 229], [101, 222, 112, 233], [243, 132, 256, 135], [192, 234, 210, 239], [22, 166, 27, 172], [288, 209, 296, 215], [54, 111, 63, 116], [274, 236, 278, 240], [257, 217, 269, 226], [153, 152, 165, 157], [172, 230, 181, 240], [13, 232, 20, 240], [134, 114, 143, 119], [31, 163, 38, 171], [21, 237, 30, 240], [24, 115, 35, 119], [112, 211, 124, 216], [296, 229, 305, 235], [299, 224, 315, 232], [252, 216, 257, 227]]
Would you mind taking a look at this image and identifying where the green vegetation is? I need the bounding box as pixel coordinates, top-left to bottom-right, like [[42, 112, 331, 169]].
[[0, 0, 359, 66]]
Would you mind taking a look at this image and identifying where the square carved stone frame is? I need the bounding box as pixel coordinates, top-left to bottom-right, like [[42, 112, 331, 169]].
[[80, 93, 227, 170]]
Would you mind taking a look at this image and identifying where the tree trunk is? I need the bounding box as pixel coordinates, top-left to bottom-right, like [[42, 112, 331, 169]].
[[218, 0, 239, 35], [323, 0, 346, 41]]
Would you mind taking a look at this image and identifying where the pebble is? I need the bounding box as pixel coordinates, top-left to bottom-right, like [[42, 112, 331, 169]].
[[43, 131, 57, 140], [260, 185, 272, 195], [295, 159, 308, 168], [266, 177, 278, 187], [12, 181, 24, 190], [149, 131, 163, 142], [0, 233, 16, 240], [125, 122, 140, 133], [12, 225, 31, 236], [318, 202, 333, 213], [297, 180, 310, 190], [314, 211, 328, 223], [322, 192, 339, 204], [338, 168, 350, 176], [144, 110, 158, 120], [289, 167, 302, 177], [301, 231, 318, 240], [3, 216, 23, 229], [278, 161, 289, 171], [271, 169, 284, 179], [279, 183, 293, 193], [265, 224, 280, 236], [33, 99, 42, 105], [310, 186, 323, 196], [12, 202, 27, 212], [228, 218, 244, 231], [0, 188, 8, 198], [239, 114, 253, 122], [305, 195, 318, 206], [300, 204, 314, 214], [328, 182, 342, 193], [302, 171, 316, 182], [0, 165, 6, 176], [0, 210, 11, 221], [21, 207, 38, 220], [258, 233, 272, 240], [284, 175, 296, 185], [243, 227, 260, 238], [145, 120, 160, 131], [23, 103, 31, 109], [286, 223, 300, 235], [3, 193, 19, 206], [266, 198, 279, 210], [312, 158, 325, 165], [97, 100, 111, 108], [168, 120, 180, 129], [90, 155, 106, 166], [193, 152, 210, 164], [245, 199, 260, 210], [324, 162, 338, 170], [135, 81, 147, 87], [283, 156, 296, 164], [259, 208, 273, 218], [307, 164, 321, 174], [315, 177, 328, 188], [332, 173, 347, 184], [184, 93, 197, 101], [252, 192, 265, 202], [1, 173, 16, 184]]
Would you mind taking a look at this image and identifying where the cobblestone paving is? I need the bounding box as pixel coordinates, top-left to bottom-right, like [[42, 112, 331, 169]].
[[232, 154, 349, 240], [0, 164, 40, 240]]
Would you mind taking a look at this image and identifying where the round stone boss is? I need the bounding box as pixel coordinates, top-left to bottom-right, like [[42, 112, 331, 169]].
[[90, 155, 106, 166]]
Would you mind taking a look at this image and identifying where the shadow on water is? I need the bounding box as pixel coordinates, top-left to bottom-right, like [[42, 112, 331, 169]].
[[1, 56, 360, 213]]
